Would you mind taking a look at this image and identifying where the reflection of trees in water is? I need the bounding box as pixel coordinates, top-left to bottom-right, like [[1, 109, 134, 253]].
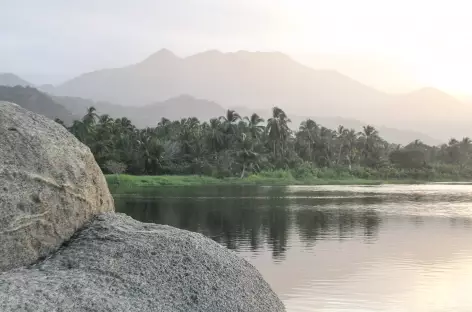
[[295, 207, 381, 245], [116, 195, 382, 260], [449, 217, 472, 228]]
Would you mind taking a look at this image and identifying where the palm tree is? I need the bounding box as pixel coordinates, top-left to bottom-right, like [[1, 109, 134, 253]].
[[219, 109, 241, 147], [413, 139, 423, 146], [90, 114, 115, 162], [449, 138, 459, 146], [237, 133, 260, 178], [345, 129, 359, 170], [266, 107, 291, 159], [158, 117, 171, 127], [98, 114, 114, 131], [137, 134, 164, 175], [74, 107, 100, 145], [220, 109, 241, 124], [336, 125, 348, 166], [461, 137, 471, 146], [82, 107, 99, 128], [459, 137, 472, 167], [297, 119, 319, 162], [62, 102, 472, 179], [362, 125, 378, 138], [220, 109, 241, 132], [244, 113, 265, 141], [69, 120, 87, 143], [205, 118, 224, 153], [116, 117, 134, 132], [360, 125, 380, 167], [319, 127, 335, 167]]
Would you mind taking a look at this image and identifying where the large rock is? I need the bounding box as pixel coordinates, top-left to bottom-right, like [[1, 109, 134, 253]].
[[0, 101, 114, 272], [0, 213, 285, 312]]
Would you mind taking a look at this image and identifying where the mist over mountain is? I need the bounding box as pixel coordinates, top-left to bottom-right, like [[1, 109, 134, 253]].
[[296, 53, 421, 93], [4, 50, 469, 143], [51, 49, 471, 141], [53, 49, 386, 112], [53, 94, 226, 127], [232, 106, 441, 145], [0, 86, 75, 124], [0, 79, 443, 145], [0, 73, 33, 87], [52, 92, 439, 145]]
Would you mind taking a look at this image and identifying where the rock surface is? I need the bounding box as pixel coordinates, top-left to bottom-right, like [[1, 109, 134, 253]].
[[0, 213, 285, 312], [0, 101, 114, 272]]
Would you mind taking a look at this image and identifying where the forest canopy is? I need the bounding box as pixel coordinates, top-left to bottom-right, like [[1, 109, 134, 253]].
[[61, 106, 472, 181]]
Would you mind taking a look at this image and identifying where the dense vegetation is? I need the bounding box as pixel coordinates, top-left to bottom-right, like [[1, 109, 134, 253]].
[[63, 106, 472, 182]]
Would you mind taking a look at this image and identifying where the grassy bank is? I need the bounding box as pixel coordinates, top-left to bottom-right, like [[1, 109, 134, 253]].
[[106, 166, 472, 190], [105, 170, 438, 192]]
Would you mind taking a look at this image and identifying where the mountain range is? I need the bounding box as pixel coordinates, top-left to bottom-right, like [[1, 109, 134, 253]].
[[53, 94, 226, 126], [46, 49, 470, 141], [0, 86, 76, 124], [0, 73, 33, 87], [1, 49, 470, 144], [0, 84, 443, 145]]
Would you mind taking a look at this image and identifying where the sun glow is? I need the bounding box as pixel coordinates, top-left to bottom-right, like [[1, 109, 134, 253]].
[[275, 0, 472, 94]]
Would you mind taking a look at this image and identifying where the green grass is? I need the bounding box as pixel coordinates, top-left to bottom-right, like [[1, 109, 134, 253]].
[[105, 165, 472, 192], [106, 174, 223, 187], [105, 172, 432, 193]]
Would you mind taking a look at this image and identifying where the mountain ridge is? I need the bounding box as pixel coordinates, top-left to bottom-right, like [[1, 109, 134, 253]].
[[53, 49, 388, 112], [54, 92, 441, 145], [0, 86, 76, 124], [0, 73, 33, 87], [4, 49, 469, 141]]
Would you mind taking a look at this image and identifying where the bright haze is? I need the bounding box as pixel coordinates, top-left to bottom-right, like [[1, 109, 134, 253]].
[[2, 0, 471, 93], [1, 0, 471, 142]]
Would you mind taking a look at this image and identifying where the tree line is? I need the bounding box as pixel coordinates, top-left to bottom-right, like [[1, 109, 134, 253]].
[[58, 106, 472, 180]]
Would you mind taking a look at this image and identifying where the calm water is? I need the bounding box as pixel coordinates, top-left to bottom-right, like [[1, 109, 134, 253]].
[[115, 184, 472, 312]]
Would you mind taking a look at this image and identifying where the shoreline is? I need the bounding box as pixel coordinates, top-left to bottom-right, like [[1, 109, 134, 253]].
[[105, 174, 469, 192]]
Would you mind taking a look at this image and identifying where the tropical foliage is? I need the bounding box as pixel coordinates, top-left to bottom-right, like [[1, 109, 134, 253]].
[[61, 106, 472, 180]]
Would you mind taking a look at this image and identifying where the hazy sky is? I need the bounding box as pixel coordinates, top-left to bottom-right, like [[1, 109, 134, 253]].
[[1, 0, 471, 94]]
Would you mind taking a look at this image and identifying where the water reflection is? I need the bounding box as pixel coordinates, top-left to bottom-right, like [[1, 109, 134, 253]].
[[117, 186, 394, 260], [115, 184, 472, 312], [117, 195, 383, 259], [116, 184, 472, 260]]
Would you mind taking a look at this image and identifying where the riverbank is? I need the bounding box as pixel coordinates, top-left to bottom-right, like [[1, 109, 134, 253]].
[[105, 173, 430, 192]]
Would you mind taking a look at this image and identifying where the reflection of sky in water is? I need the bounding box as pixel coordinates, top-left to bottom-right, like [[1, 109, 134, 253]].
[[240, 219, 472, 312], [116, 184, 472, 312]]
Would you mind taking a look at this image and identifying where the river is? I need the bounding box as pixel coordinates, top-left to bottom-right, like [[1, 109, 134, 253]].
[[115, 184, 472, 312]]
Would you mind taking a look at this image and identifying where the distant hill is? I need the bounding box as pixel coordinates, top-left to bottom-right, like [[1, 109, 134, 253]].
[[53, 49, 386, 114], [53, 94, 226, 128], [38, 84, 56, 94], [232, 106, 441, 145], [0, 73, 33, 87], [296, 53, 420, 93], [53, 93, 440, 145], [0, 86, 75, 124], [51, 49, 471, 141], [384, 88, 470, 140]]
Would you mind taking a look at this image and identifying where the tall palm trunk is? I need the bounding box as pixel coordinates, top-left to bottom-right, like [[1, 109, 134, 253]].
[[337, 144, 343, 165], [241, 164, 246, 179]]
